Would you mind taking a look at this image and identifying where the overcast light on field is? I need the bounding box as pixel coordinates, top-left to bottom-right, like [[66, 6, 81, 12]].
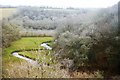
[[0, 0, 120, 8]]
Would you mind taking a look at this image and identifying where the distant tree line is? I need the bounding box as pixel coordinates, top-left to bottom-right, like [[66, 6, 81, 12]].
[[8, 6, 89, 30], [0, 5, 17, 8]]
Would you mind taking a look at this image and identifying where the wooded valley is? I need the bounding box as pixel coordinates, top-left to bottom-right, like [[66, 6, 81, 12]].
[[1, 2, 120, 78]]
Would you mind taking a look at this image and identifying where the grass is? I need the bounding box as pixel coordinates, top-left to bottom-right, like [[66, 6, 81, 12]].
[[9, 37, 53, 49], [3, 37, 53, 63], [0, 8, 17, 20]]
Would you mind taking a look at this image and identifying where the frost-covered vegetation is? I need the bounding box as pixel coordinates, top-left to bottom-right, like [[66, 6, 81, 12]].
[[1, 2, 120, 78], [54, 3, 120, 77], [2, 19, 21, 48], [8, 7, 94, 30]]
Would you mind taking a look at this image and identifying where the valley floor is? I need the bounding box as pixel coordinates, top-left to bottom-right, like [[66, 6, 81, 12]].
[[2, 37, 118, 78]]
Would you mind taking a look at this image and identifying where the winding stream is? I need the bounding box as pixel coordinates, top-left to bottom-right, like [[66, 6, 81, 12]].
[[41, 43, 52, 50], [12, 43, 52, 64]]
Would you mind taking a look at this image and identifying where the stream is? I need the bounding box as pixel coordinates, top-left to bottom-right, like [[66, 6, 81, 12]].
[[12, 43, 52, 64]]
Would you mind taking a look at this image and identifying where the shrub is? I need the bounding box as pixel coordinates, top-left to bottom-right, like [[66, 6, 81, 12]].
[[2, 18, 21, 48]]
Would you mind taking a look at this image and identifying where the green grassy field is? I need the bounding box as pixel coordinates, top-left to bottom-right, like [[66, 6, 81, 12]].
[[3, 37, 53, 63], [0, 8, 16, 20]]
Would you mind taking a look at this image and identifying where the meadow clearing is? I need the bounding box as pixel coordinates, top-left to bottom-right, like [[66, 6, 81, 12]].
[[0, 8, 16, 20], [3, 37, 53, 63]]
